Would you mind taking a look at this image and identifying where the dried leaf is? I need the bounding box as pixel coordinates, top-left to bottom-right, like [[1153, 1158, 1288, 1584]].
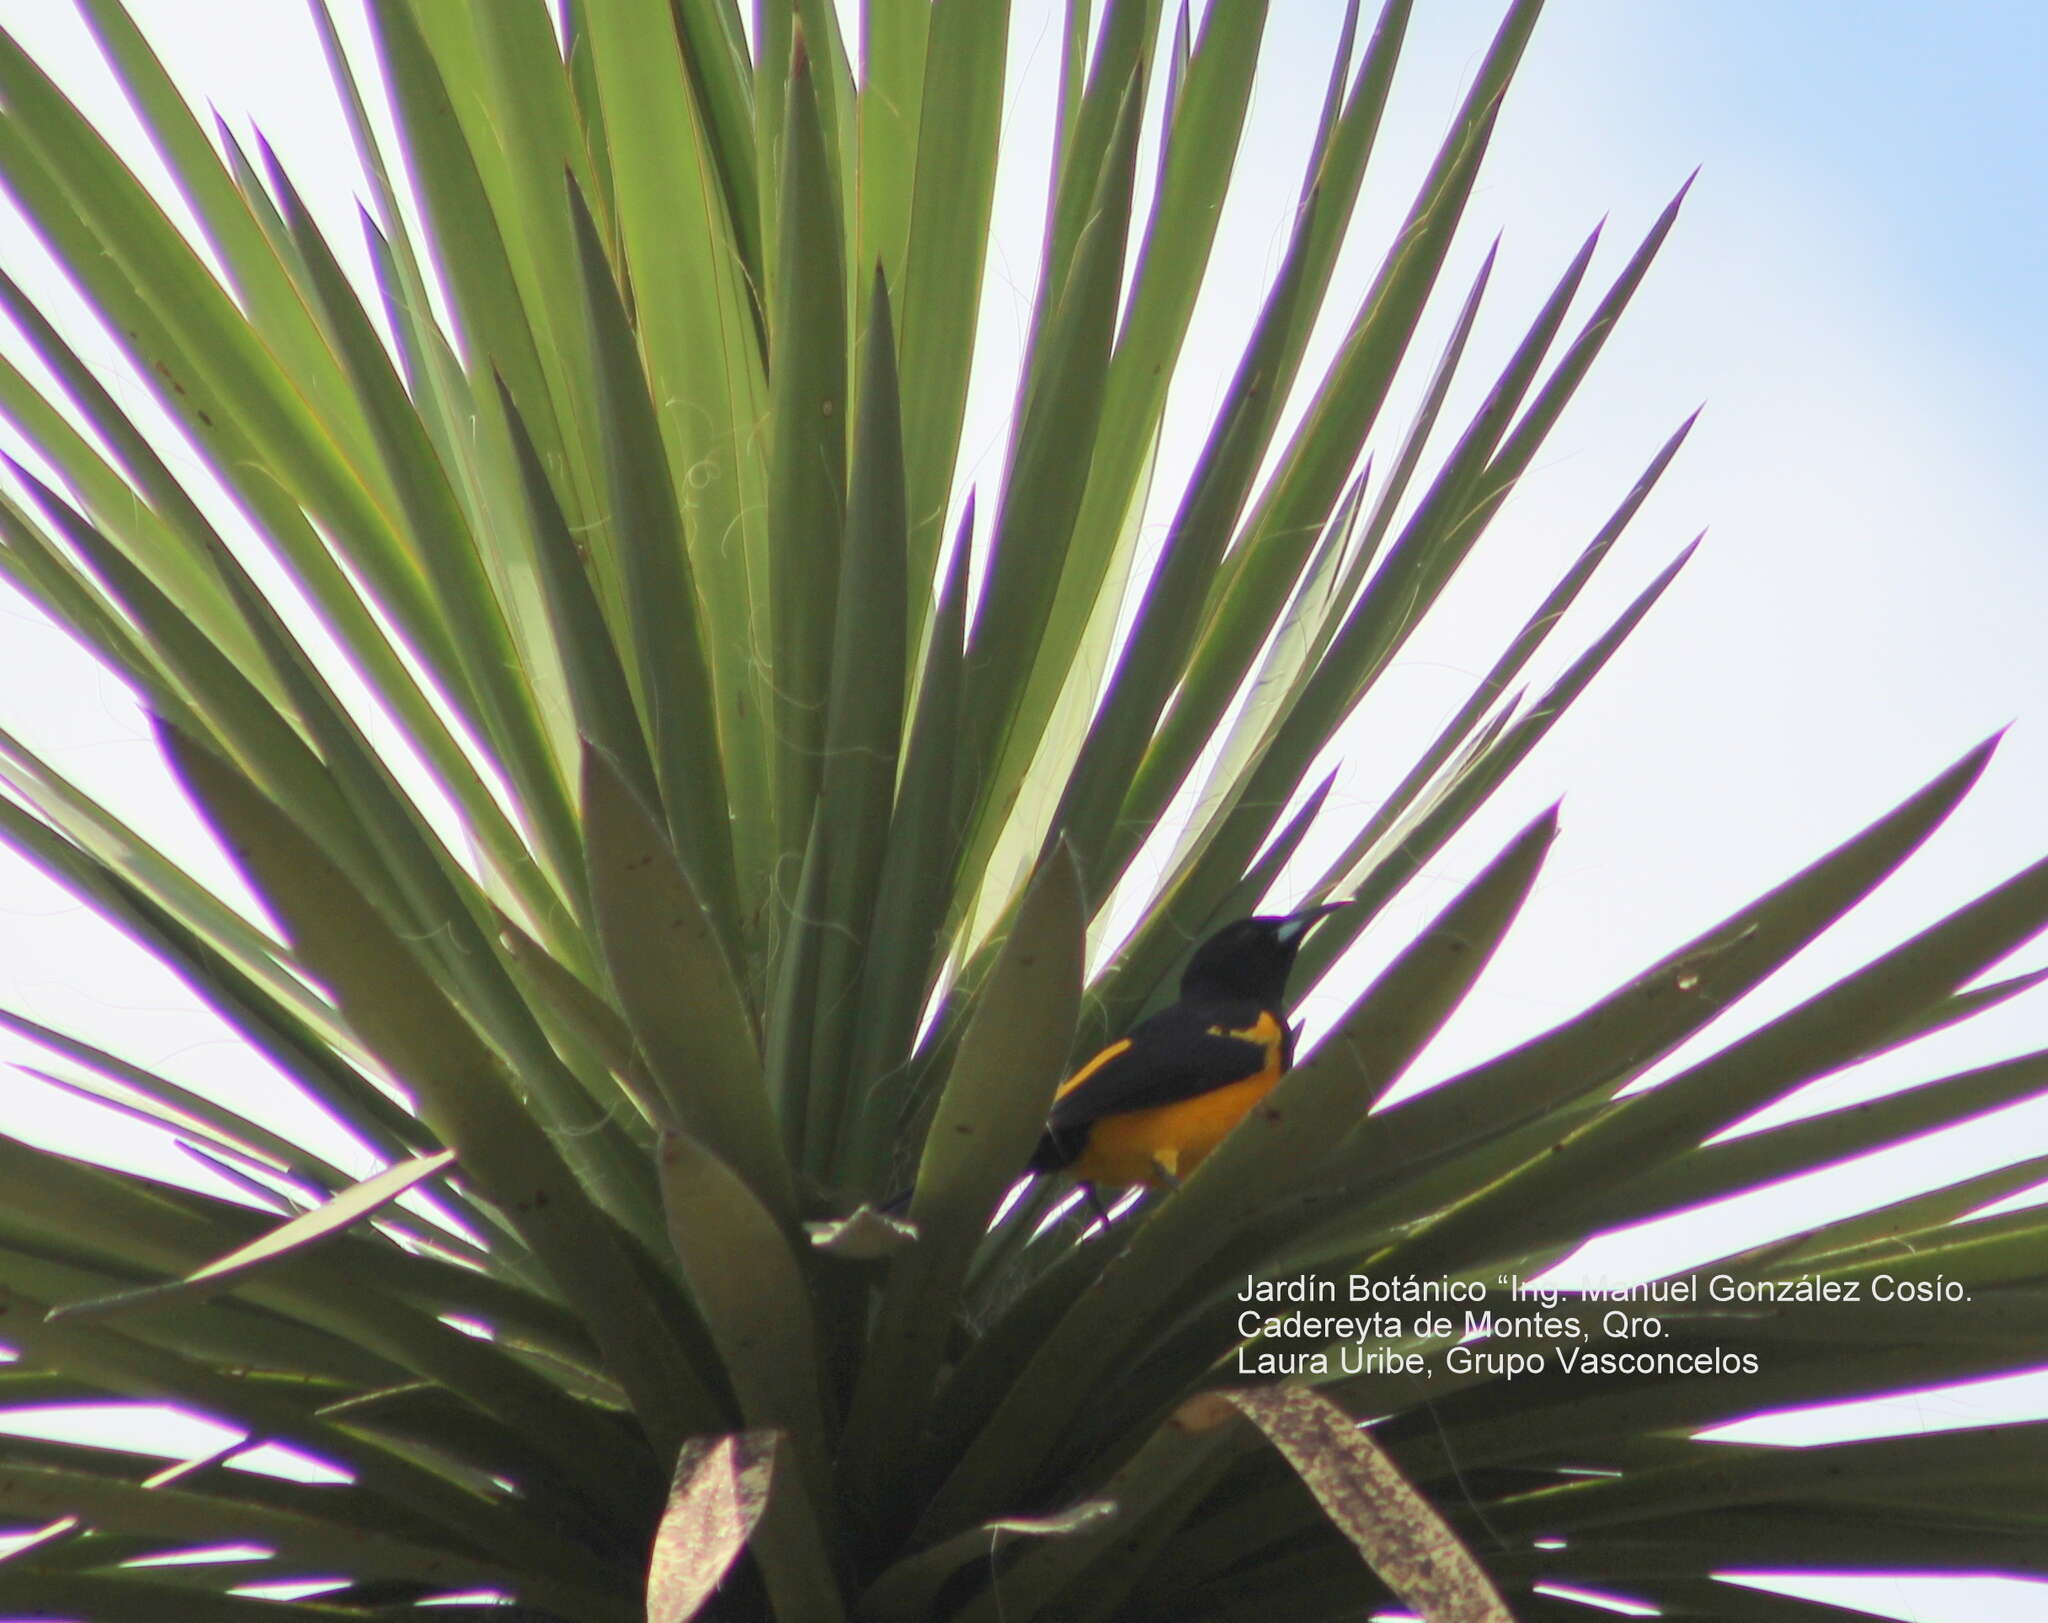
[[647, 1431, 779, 1623], [1180, 1386, 1513, 1623]]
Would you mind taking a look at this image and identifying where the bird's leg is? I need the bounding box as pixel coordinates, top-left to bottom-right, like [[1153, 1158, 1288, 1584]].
[[1082, 1182, 1114, 1228], [1148, 1154, 1183, 1194]]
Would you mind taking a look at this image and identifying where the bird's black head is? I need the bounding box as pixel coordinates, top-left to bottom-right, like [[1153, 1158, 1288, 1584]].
[[1178, 901, 1349, 1008]]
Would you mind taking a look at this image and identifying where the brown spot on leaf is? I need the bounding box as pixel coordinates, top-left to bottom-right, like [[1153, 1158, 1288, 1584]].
[[1172, 1393, 1237, 1434]]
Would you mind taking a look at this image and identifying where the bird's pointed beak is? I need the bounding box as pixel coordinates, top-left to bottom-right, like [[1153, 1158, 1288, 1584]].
[[1275, 898, 1351, 945]]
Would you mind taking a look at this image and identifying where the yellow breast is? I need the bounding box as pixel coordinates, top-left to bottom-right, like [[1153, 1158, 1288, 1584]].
[[1063, 1011, 1286, 1189]]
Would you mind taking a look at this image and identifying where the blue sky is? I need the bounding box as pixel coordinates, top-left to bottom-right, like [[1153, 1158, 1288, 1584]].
[[0, 4, 2045, 1618], [1649, 0, 2047, 361], [1076, 3, 2048, 1105]]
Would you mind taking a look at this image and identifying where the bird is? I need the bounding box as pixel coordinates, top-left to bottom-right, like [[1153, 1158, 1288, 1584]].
[[1026, 901, 1349, 1194]]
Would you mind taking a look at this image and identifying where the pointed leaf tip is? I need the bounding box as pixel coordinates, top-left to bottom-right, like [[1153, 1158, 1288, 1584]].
[[1666, 168, 1702, 213], [1964, 729, 2007, 773]]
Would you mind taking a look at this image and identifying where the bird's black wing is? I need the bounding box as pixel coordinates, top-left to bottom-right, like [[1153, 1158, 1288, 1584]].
[[1044, 1000, 1272, 1130]]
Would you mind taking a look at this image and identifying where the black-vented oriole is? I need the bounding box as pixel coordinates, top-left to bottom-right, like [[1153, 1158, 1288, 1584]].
[[1026, 901, 1347, 1190]]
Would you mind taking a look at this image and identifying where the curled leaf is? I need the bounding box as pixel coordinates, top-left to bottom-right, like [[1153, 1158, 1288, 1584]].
[[806, 1205, 920, 1260]]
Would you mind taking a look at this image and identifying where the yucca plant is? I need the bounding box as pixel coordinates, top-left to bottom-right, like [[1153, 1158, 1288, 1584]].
[[0, 2, 2044, 1620]]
